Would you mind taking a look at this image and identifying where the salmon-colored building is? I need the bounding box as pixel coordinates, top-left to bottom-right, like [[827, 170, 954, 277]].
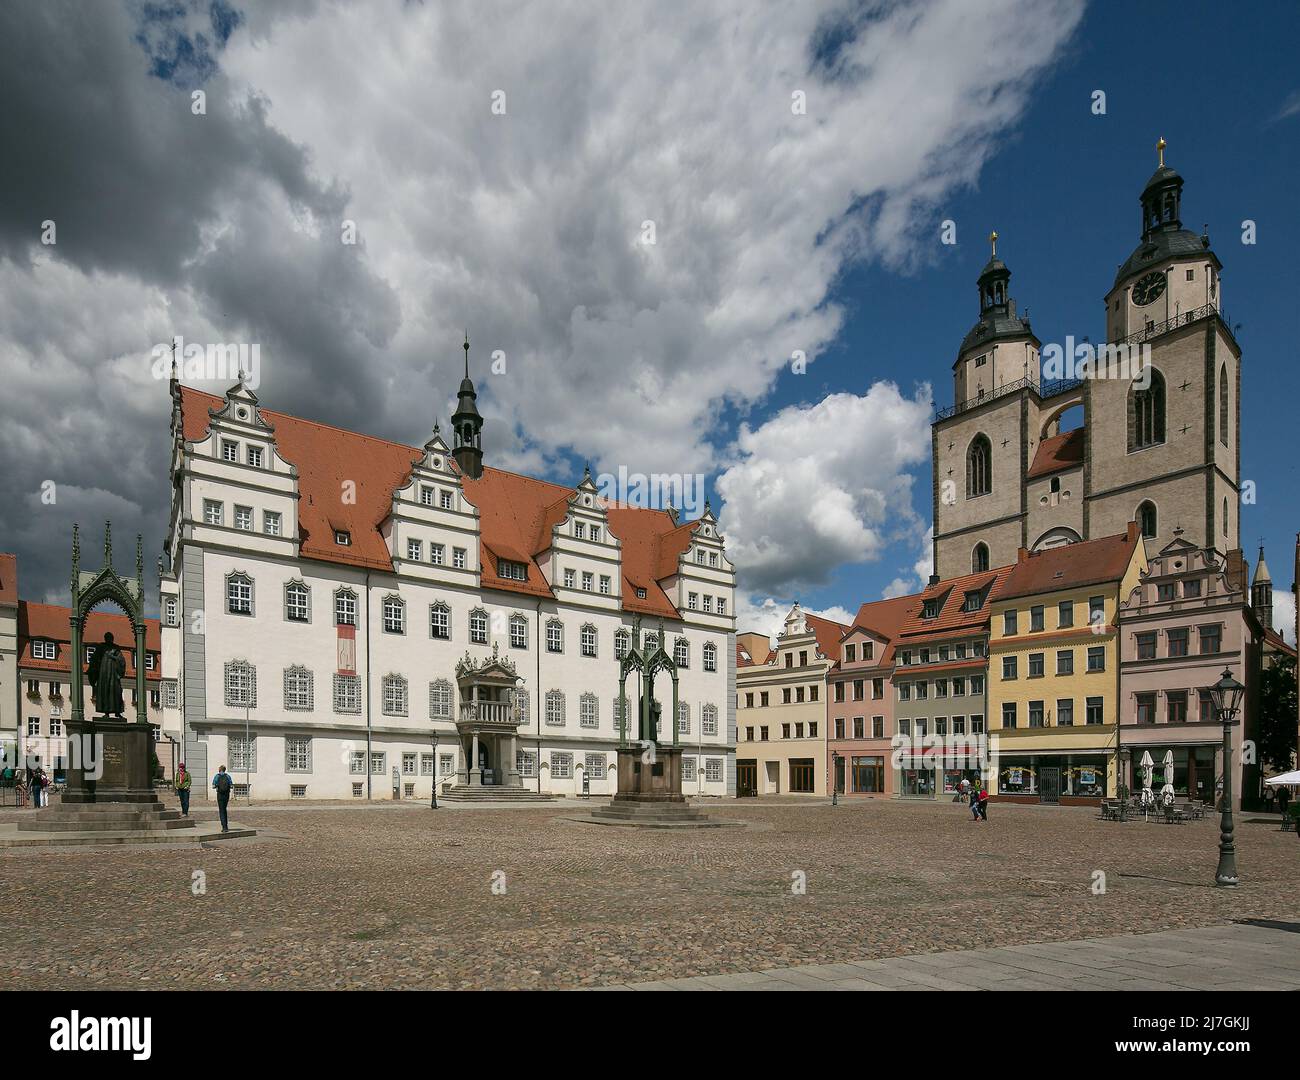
[[826, 594, 918, 798]]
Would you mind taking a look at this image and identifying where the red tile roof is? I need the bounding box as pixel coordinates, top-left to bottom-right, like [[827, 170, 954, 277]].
[[839, 593, 924, 667], [804, 613, 851, 663], [18, 602, 162, 681], [1027, 427, 1085, 480], [0, 553, 17, 606], [997, 525, 1141, 602], [179, 387, 697, 619], [897, 565, 1013, 641]]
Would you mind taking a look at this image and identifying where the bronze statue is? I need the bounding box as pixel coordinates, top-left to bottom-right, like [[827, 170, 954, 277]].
[[638, 692, 661, 743], [88, 632, 126, 717]]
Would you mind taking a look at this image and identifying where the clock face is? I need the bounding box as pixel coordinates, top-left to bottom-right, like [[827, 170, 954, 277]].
[[1131, 271, 1166, 306]]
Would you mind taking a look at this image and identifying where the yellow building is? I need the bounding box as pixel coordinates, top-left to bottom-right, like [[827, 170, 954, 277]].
[[988, 525, 1146, 804], [735, 604, 846, 797]]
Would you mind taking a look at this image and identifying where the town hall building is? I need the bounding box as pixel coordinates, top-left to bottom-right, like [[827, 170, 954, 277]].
[[158, 342, 736, 801]]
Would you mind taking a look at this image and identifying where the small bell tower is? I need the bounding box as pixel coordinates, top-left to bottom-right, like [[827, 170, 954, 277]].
[[452, 332, 484, 479]]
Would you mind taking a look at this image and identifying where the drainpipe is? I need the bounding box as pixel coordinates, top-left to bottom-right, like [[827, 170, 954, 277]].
[[365, 569, 372, 801], [535, 597, 542, 793]]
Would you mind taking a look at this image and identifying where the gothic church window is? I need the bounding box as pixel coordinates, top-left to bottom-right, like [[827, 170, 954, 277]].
[[972, 542, 989, 574], [1129, 369, 1166, 451], [967, 435, 992, 498], [1218, 364, 1229, 447], [1137, 501, 1157, 539]]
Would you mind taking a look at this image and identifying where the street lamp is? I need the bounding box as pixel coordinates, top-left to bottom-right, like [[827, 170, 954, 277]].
[[831, 750, 840, 807], [1119, 747, 1131, 822], [1208, 667, 1245, 887], [429, 730, 439, 810]]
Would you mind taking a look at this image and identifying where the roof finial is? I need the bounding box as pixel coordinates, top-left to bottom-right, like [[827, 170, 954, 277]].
[[989, 230, 998, 257], [1157, 136, 1166, 168], [103, 520, 112, 568], [463, 330, 470, 379]]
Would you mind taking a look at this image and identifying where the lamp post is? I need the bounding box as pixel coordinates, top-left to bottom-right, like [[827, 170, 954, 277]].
[[1208, 667, 1244, 887], [429, 730, 439, 810], [1118, 747, 1130, 821], [831, 750, 840, 807]]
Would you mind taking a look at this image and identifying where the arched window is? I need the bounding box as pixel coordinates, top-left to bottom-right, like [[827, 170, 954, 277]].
[[429, 602, 450, 640], [703, 641, 718, 671], [382, 595, 405, 634], [224, 659, 256, 708], [545, 689, 566, 726], [580, 623, 597, 658], [334, 588, 357, 626], [429, 678, 453, 719], [1137, 501, 1157, 539], [674, 638, 689, 668], [614, 628, 630, 659], [512, 688, 530, 725], [284, 581, 310, 623], [1222, 496, 1229, 537], [283, 666, 313, 711], [226, 572, 253, 616], [509, 613, 528, 649], [677, 702, 691, 735], [579, 692, 599, 728], [468, 607, 488, 644], [1129, 369, 1166, 451], [702, 703, 719, 736], [1218, 364, 1229, 447], [967, 435, 992, 498], [972, 542, 990, 573], [381, 674, 408, 716], [546, 619, 564, 653]]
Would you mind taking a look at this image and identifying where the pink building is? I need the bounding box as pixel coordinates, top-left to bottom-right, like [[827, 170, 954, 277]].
[[827, 595, 918, 798], [1117, 535, 1257, 807]]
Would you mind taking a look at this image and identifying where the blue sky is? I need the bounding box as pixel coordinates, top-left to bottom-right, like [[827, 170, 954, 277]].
[[1, 1, 1295, 641], [763, 0, 1300, 629]]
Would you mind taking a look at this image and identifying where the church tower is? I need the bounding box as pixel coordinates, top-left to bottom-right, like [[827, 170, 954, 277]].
[[1252, 546, 1273, 632], [931, 233, 1042, 580], [451, 333, 484, 479], [1086, 138, 1237, 557]]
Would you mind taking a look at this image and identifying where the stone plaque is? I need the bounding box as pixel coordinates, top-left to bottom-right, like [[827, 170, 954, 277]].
[[100, 740, 126, 787]]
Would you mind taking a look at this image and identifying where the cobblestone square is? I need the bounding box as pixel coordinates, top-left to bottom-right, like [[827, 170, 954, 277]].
[[2, 798, 1298, 990]]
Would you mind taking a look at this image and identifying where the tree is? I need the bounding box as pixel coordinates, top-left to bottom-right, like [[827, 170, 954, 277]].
[[1257, 654, 1298, 774]]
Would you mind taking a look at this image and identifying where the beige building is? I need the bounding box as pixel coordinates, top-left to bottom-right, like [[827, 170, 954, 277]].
[[932, 145, 1239, 581], [735, 604, 844, 797]]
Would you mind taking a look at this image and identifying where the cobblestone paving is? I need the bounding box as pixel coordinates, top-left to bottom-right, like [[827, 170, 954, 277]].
[[2, 798, 1297, 990]]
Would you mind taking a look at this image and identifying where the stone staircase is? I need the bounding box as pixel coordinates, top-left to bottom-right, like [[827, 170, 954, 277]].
[[584, 798, 741, 829], [1, 799, 255, 847], [437, 785, 558, 803]]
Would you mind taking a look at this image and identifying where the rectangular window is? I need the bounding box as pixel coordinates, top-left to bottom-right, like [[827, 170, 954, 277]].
[[263, 510, 281, 536], [585, 753, 606, 780], [834, 683, 845, 703], [370, 752, 386, 775], [1085, 697, 1104, 725], [1136, 632, 1157, 660], [222, 440, 239, 462], [1057, 601, 1073, 628], [599, 575, 611, 594], [429, 605, 450, 639], [1056, 650, 1074, 675], [1198, 624, 1222, 655], [1135, 692, 1156, 724], [430, 544, 445, 566], [1028, 653, 1044, 678], [1028, 700, 1044, 728], [952, 677, 965, 696], [1003, 610, 1018, 636], [1183, 578, 1202, 599], [247, 445, 263, 468], [872, 678, 883, 700], [203, 499, 223, 526], [500, 561, 529, 584], [440, 754, 456, 777], [406, 538, 422, 561], [349, 751, 366, 775], [333, 675, 361, 714], [845, 643, 856, 663], [853, 679, 864, 700], [229, 734, 256, 772], [1089, 596, 1106, 625], [234, 505, 253, 531], [550, 753, 572, 780], [335, 592, 356, 626], [546, 622, 563, 653], [1086, 646, 1106, 672], [1001, 703, 1016, 729], [1030, 606, 1044, 632], [564, 568, 576, 588], [453, 547, 467, 569], [516, 751, 537, 779], [1057, 698, 1074, 726], [582, 571, 593, 592], [402, 752, 417, 775], [1167, 690, 1188, 724], [1157, 583, 1177, 603], [286, 736, 312, 772], [705, 758, 723, 783], [420, 753, 435, 777], [1002, 656, 1017, 680], [703, 595, 713, 613], [1198, 689, 1219, 724], [439, 490, 453, 510], [420, 486, 435, 506], [872, 716, 884, 739]]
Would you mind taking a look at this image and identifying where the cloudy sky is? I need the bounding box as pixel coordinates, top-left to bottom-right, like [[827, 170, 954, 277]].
[[1, 0, 1296, 644]]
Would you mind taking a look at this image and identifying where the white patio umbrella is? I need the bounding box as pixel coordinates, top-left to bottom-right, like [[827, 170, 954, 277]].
[[1160, 750, 1176, 804], [1139, 750, 1155, 810], [1264, 771, 1300, 785]]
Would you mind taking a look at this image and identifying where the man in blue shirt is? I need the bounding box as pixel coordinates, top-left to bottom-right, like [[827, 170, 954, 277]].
[[212, 765, 233, 831]]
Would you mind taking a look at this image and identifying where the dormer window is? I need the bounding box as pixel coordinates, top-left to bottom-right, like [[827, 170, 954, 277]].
[[222, 440, 239, 462], [575, 521, 585, 540], [32, 640, 57, 661], [589, 527, 600, 543], [247, 446, 263, 468], [420, 486, 435, 506], [923, 600, 940, 619], [439, 490, 453, 510], [635, 587, 647, 600], [334, 530, 351, 546], [498, 560, 528, 582], [964, 590, 982, 612]]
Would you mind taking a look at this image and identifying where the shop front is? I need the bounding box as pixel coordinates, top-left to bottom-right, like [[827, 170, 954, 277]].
[[996, 752, 1111, 804], [1119, 742, 1218, 805]]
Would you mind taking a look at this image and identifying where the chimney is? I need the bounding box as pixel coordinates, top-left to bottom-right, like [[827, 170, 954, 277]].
[[1017, 546, 1029, 563], [1125, 520, 1140, 543]]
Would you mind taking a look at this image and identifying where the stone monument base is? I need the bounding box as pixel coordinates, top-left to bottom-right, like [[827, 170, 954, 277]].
[[574, 746, 743, 829], [61, 716, 157, 804]]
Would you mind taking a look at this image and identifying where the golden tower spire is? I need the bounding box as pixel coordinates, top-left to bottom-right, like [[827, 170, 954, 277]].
[[1157, 136, 1166, 168], [989, 230, 998, 257]]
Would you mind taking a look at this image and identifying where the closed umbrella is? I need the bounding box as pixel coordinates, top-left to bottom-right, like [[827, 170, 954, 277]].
[[1160, 749, 1176, 806], [1139, 751, 1155, 814]]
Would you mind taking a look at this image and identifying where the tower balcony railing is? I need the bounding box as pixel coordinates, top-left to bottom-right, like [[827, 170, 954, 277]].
[[1118, 302, 1225, 347], [934, 375, 1083, 422]]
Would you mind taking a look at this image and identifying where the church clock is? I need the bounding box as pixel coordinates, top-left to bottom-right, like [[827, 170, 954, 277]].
[[1131, 270, 1166, 306]]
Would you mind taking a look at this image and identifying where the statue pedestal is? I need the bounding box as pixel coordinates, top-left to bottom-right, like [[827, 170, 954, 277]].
[[62, 716, 157, 804], [613, 745, 685, 803]]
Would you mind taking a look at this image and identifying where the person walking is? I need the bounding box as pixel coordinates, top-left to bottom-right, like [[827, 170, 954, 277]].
[[1264, 785, 1277, 814], [212, 765, 233, 831], [976, 784, 989, 821], [1277, 784, 1291, 819], [969, 783, 981, 821], [176, 763, 192, 816]]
